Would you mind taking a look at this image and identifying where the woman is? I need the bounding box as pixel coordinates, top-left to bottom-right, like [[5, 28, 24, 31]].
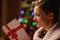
[[33, 0, 60, 40]]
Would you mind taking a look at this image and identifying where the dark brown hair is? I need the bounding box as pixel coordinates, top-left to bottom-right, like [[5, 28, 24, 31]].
[[35, 0, 59, 23]]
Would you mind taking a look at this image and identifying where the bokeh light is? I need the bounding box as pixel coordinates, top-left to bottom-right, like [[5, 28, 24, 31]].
[[27, 30, 32, 35], [20, 10, 25, 14], [31, 11, 34, 16], [18, 0, 37, 40], [29, 26, 34, 30], [25, 11, 30, 16], [31, 21, 36, 27], [18, 18, 23, 22], [22, 1, 26, 7], [32, 1, 35, 6], [23, 24, 27, 28], [30, 5, 33, 11], [23, 18, 29, 24]]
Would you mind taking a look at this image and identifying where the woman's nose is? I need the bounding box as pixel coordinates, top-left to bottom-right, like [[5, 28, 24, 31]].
[[33, 16, 36, 20]]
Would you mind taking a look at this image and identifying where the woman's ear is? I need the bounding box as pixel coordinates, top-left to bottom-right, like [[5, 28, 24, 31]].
[[48, 12, 54, 20]]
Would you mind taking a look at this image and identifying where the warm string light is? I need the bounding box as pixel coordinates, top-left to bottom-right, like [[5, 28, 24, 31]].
[[23, 24, 27, 28], [32, 1, 35, 6]]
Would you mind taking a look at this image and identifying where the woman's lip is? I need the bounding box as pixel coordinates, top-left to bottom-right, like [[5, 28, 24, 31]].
[[36, 21, 39, 23], [36, 24, 39, 28], [36, 21, 39, 27]]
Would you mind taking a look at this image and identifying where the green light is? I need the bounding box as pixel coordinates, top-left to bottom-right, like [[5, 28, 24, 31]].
[[32, 21, 36, 27], [25, 11, 30, 16], [23, 19, 29, 24]]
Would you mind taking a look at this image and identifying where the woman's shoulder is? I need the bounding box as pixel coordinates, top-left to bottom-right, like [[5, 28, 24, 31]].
[[44, 22, 60, 40], [50, 22, 60, 40]]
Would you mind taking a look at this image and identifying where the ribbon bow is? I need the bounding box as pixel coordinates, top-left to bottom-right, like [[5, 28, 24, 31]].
[[5, 25, 22, 40]]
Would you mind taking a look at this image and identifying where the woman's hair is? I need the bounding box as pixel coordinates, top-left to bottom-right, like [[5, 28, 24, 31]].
[[34, 0, 59, 23]]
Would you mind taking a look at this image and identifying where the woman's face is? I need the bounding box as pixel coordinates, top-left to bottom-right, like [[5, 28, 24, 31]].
[[33, 6, 50, 28]]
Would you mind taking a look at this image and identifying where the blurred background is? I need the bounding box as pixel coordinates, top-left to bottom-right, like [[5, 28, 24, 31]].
[[0, 0, 60, 40], [0, 0, 38, 40]]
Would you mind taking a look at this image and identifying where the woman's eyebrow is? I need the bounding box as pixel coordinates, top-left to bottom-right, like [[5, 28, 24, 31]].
[[35, 13, 40, 15], [34, 13, 40, 15], [34, 13, 38, 15]]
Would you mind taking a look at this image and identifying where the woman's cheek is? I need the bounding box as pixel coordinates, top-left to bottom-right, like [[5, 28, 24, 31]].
[[43, 17, 49, 25]]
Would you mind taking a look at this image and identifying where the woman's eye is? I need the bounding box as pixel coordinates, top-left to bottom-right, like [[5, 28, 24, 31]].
[[37, 14, 40, 17], [34, 13, 40, 17]]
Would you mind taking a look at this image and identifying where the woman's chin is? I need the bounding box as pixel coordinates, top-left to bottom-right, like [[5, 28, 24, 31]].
[[36, 25, 43, 28], [36, 25, 40, 28]]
